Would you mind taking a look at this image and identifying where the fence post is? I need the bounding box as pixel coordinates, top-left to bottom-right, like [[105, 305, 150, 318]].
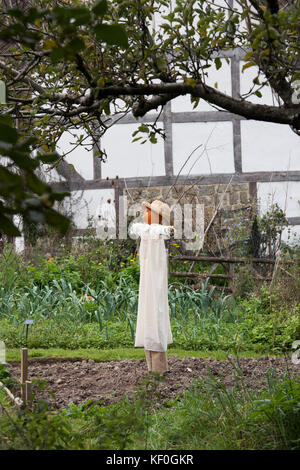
[[25, 380, 32, 404], [20, 348, 28, 402]]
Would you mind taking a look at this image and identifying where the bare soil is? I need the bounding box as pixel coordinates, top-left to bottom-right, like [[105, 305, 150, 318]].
[[6, 355, 300, 409]]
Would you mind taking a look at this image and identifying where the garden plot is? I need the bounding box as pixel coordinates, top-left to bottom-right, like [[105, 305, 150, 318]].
[[6, 355, 300, 409]]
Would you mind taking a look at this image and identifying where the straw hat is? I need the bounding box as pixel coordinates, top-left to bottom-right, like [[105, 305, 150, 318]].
[[142, 200, 171, 225]]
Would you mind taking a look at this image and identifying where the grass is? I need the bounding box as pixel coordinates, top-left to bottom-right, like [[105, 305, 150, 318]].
[[5, 347, 281, 363], [2, 356, 299, 450], [135, 371, 300, 450]]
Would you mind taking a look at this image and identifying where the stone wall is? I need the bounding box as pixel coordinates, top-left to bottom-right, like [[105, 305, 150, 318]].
[[124, 182, 250, 210], [124, 182, 255, 253]]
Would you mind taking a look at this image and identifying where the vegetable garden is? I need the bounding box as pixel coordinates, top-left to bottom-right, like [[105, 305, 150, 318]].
[[0, 235, 299, 450]]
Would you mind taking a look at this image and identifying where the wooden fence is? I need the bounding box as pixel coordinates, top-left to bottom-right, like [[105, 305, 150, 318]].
[[168, 253, 298, 290]]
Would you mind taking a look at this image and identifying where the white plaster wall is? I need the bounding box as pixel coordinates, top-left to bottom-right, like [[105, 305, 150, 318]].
[[173, 121, 234, 175], [100, 123, 165, 179], [56, 128, 94, 180], [241, 120, 300, 172], [62, 188, 115, 229]]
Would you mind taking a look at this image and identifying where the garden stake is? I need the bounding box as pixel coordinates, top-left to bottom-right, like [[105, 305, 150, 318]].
[[20, 348, 28, 402], [24, 319, 33, 348], [25, 380, 32, 404]]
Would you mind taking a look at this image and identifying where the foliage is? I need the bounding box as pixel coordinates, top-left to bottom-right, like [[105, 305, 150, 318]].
[[0, 234, 299, 354], [1, 0, 300, 234], [0, 380, 82, 450], [0, 364, 10, 381], [0, 283, 299, 354], [248, 373, 300, 450], [258, 203, 288, 258], [0, 0, 129, 236], [142, 357, 300, 450], [0, 115, 70, 236], [0, 0, 300, 163], [0, 371, 162, 450], [1, 355, 299, 450]]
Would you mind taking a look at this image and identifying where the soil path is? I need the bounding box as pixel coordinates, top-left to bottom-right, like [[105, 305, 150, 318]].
[[7, 355, 300, 409]]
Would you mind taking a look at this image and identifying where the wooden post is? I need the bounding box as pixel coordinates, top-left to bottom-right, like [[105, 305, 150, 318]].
[[21, 348, 28, 402], [114, 175, 120, 240], [25, 380, 32, 404], [166, 239, 170, 279]]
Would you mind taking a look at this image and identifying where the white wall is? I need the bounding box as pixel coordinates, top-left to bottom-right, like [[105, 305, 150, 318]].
[[56, 128, 94, 180], [62, 188, 115, 229], [101, 123, 165, 179], [241, 120, 300, 172], [172, 121, 234, 175]]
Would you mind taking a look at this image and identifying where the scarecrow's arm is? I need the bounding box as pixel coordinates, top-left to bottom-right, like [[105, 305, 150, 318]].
[[128, 222, 146, 239], [159, 225, 176, 240]]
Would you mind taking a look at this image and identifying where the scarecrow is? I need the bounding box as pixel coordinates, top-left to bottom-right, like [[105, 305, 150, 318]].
[[130, 200, 175, 373]]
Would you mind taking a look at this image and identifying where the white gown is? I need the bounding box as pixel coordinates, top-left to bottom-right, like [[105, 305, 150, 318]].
[[129, 223, 173, 352]]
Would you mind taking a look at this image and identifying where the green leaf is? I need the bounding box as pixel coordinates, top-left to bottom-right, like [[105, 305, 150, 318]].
[[157, 56, 167, 72], [0, 122, 18, 144], [138, 124, 149, 133], [241, 8, 251, 20], [44, 209, 70, 233], [94, 24, 128, 48], [50, 46, 67, 63], [53, 191, 70, 202], [6, 150, 37, 170], [68, 36, 85, 53], [0, 214, 21, 237], [0, 166, 23, 186], [242, 61, 256, 72], [214, 57, 222, 70], [243, 51, 254, 62], [37, 152, 60, 164], [25, 172, 49, 194], [53, 7, 91, 26], [190, 96, 200, 109], [92, 0, 108, 16], [268, 28, 279, 40], [7, 8, 25, 20], [255, 90, 262, 98], [149, 134, 157, 144]]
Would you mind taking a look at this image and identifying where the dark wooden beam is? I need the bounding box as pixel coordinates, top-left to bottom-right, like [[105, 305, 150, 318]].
[[93, 139, 102, 180], [163, 101, 174, 176], [51, 171, 300, 192], [231, 52, 243, 174], [169, 255, 293, 264], [169, 271, 232, 279], [171, 111, 244, 123], [287, 217, 300, 226], [249, 181, 257, 202], [55, 159, 84, 182]]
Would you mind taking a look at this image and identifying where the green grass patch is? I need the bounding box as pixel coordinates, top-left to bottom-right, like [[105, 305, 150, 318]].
[[5, 347, 280, 363]]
